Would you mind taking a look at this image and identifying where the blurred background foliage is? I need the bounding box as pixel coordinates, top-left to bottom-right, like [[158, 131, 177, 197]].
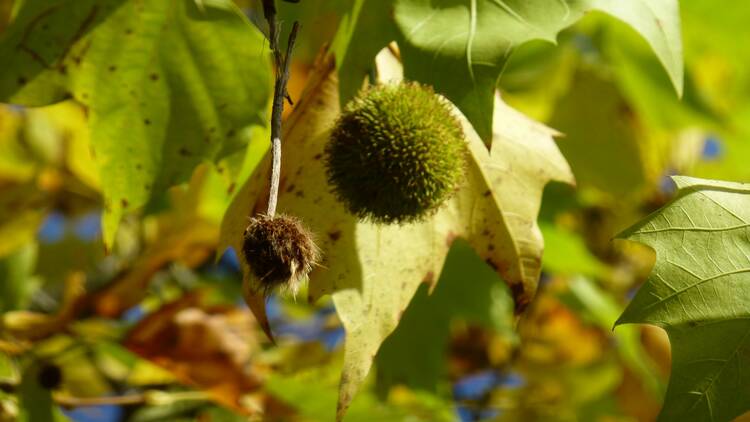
[[0, 0, 748, 421]]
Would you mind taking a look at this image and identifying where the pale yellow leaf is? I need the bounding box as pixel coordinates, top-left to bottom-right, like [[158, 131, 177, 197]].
[[219, 49, 573, 420]]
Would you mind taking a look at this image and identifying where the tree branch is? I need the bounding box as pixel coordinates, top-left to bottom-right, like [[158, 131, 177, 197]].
[[263, 0, 299, 217]]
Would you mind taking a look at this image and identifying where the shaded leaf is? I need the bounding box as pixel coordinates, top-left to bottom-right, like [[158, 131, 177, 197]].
[[333, 0, 683, 143], [548, 69, 649, 197], [17, 364, 68, 422], [376, 239, 515, 394], [124, 294, 262, 415], [616, 176, 750, 421]]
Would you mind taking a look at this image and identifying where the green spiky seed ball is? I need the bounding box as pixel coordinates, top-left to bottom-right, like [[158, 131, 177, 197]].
[[242, 214, 319, 296], [325, 81, 465, 224]]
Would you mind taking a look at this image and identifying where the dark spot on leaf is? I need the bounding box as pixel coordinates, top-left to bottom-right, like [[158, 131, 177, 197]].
[[17, 77, 27, 85], [485, 258, 498, 271], [217, 103, 228, 110], [136, 164, 142, 170], [149, 73, 159, 81], [108, 65, 116, 72], [328, 230, 341, 241], [227, 183, 236, 194], [81, 92, 89, 99], [217, 167, 224, 174], [121, 198, 129, 208], [481, 229, 490, 236], [37, 363, 62, 390], [179, 147, 191, 157], [144, 119, 151, 125], [58, 65, 67, 75], [295, 191, 304, 198], [510, 283, 529, 314], [226, 129, 236, 137], [125, 28, 133, 35], [488, 244, 495, 251], [41, 23, 49, 30], [483, 190, 491, 197], [313, 153, 322, 160], [209, 127, 216, 133], [423, 271, 435, 284], [286, 184, 295, 193]]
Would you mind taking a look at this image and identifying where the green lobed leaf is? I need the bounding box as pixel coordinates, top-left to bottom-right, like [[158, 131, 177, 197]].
[[333, 0, 683, 143], [0, 0, 271, 248], [615, 176, 750, 422]]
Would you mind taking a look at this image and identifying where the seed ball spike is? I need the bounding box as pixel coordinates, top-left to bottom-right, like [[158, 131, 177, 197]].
[[241, 214, 319, 296], [325, 81, 466, 224]]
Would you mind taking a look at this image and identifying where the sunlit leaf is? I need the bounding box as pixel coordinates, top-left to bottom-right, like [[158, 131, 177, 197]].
[[220, 48, 573, 419], [0, 0, 271, 247]]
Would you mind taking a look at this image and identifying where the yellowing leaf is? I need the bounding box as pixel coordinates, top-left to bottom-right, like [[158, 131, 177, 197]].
[[220, 50, 573, 419]]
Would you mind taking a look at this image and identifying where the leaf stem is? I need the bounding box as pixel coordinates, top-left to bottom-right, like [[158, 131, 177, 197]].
[[263, 0, 299, 217]]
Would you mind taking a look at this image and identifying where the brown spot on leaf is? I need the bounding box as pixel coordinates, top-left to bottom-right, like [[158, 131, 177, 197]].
[[178, 147, 191, 157], [313, 153, 322, 160], [488, 244, 495, 251], [482, 190, 491, 197], [108, 65, 116, 72], [510, 283, 530, 314], [227, 183, 236, 194], [17, 77, 27, 85], [485, 258, 498, 271], [328, 230, 341, 241], [286, 184, 295, 193], [423, 271, 435, 284], [149, 73, 159, 81], [144, 119, 151, 125], [121, 198, 129, 208], [226, 129, 236, 138], [445, 231, 458, 247]]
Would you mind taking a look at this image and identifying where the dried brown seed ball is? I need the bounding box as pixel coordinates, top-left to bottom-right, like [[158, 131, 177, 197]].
[[241, 214, 319, 295]]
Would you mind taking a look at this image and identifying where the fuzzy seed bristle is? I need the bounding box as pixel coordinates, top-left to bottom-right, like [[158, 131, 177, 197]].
[[242, 214, 319, 296], [325, 81, 466, 224]]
